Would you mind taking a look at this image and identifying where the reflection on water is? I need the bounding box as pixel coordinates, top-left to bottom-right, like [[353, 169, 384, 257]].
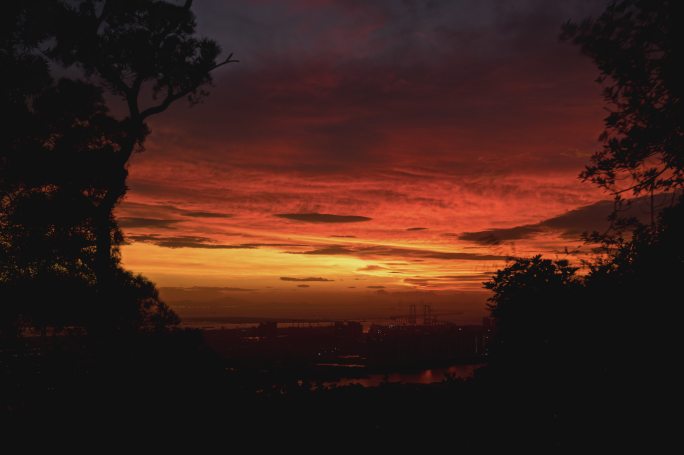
[[322, 363, 484, 388], [184, 319, 460, 332]]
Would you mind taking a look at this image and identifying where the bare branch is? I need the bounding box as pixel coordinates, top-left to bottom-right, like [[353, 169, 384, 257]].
[[213, 53, 240, 68], [139, 56, 238, 120]]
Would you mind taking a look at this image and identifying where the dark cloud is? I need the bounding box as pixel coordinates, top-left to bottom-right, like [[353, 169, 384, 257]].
[[178, 210, 233, 218], [128, 234, 257, 249], [275, 213, 372, 223], [367, 285, 385, 289], [406, 227, 428, 231], [404, 273, 495, 288], [330, 235, 357, 238], [291, 244, 507, 261], [146, 0, 608, 181], [159, 241, 255, 249], [459, 194, 673, 245], [119, 217, 181, 228], [240, 243, 309, 248], [297, 284, 310, 288], [119, 201, 233, 219], [297, 245, 357, 255], [539, 195, 671, 237], [280, 277, 334, 282], [459, 225, 543, 245]]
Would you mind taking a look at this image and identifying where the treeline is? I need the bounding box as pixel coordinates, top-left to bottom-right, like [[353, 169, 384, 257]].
[[486, 0, 682, 382], [479, 1, 682, 447]]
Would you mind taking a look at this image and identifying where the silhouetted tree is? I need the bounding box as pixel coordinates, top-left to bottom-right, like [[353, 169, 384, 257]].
[[1, 3, 112, 336], [479, 4, 683, 444], [584, 195, 683, 364], [484, 256, 581, 368], [560, 0, 683, 366], [562, 0, 683, 214], [1, 3, 183, 336], [46, 0, 237, 287]]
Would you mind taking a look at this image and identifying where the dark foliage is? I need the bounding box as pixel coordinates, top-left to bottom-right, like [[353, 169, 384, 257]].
[[1, 1, 681, 449], [562, 0, 683, 199], [485, 256, 582, 368], [0, 2, 217, 336]]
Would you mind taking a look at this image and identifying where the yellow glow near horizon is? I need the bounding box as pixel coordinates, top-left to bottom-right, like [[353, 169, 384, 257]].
[[121, 242, 369, 287]]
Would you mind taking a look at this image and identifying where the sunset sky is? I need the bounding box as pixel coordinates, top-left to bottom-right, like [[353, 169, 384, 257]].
[[114, 0, 630, 323]]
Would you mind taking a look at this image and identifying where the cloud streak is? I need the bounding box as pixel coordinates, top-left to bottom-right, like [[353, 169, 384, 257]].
[[291, 244, 507, 261], [275, 213, 372, 223], [459, 194, 673, 245], [280, 276, 335, 282], [128, 234, 257, 249], [178, 210, 233, 218], [119, 218, 181, 229]]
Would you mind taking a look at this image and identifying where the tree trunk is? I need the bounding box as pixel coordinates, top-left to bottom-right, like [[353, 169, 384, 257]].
[[91, 132, 136, 331], [93, 141, 133, 288]]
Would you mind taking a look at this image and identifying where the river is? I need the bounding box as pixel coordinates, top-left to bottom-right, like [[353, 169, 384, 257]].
[[321, 363, 484, 388]]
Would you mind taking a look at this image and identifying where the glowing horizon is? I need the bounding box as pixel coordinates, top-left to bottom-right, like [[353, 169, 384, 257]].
[[116, 0, 616, 323]]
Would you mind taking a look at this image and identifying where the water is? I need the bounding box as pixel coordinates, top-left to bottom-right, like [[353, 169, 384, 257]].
[[321, 363, 484, 388]]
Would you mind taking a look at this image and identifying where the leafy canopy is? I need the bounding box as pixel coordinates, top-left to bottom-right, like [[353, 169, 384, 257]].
[[561, 0, 683, 199]]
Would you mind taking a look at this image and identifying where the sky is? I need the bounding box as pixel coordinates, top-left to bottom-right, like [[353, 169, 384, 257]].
[[114, 0, 629, 324]]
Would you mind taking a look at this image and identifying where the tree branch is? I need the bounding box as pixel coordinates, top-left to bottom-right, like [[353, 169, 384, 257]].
[[139, 55, 238, 120], [213, 53, 240, 68], [139, 86, 187, 119], [611, 165, 669, 196]]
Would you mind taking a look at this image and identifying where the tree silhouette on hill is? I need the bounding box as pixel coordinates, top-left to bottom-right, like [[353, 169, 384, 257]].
[[486, 0, 683, 360], [47, 0, 238, 287], [484, 256, 581, 368], [482, 2, 683, 446], [1, 1, 232, 336]]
